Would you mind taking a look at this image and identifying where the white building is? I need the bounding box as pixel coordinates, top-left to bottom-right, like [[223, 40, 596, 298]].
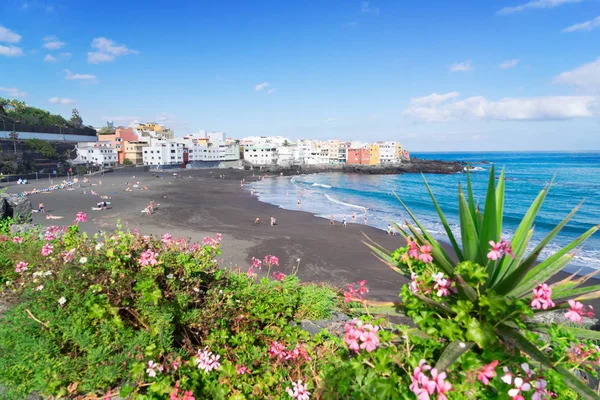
[[243, 144, 278, 165], [240, 136, 289, 147], [142, 141, 184, 166], [73, 141, 118, 167], [276, 146, 295, 166], [377, 141, 399, 164]]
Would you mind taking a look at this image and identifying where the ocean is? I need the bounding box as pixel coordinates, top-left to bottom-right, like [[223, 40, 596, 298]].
[[248, 152, 600, 273]]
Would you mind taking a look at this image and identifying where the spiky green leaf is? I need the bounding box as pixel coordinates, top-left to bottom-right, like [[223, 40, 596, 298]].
[[435, 341, 474, 371], [458, 185, 480, 262]]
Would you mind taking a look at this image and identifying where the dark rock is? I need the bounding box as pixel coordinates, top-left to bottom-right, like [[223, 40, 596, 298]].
[[10, 223, 37, 234], [0, 194, 33, 223], [295, 312, 349, 337]]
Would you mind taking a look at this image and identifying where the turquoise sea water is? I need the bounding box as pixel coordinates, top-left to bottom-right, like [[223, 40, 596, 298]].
[[249, 152, 600, 272]]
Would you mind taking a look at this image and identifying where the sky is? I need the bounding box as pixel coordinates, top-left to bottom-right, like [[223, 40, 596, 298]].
[[1, 0, 599, 151]]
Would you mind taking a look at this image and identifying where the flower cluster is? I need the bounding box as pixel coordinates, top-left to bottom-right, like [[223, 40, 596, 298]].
[[344, 319, 380, 353], [344, 280, 369, 303], [268, 341, 311, 363], [236, 364, 250, 375], [41, 243, 54, 257], [405, 237, 434, 264], [530, 283, 555, 310], [251, 257, 262, 269], [170, 381, 195, 400], [263, 255, 279, 267], [501, 363, 551, 400], [139, 249, 158, 266], [161, 233, 173, 244], [272, 271, 286, 281], [432, 272, 455, 297], [15, 261, 28, 273], [565, 299, 594, 323], [201, 233, 222, 248], [477, 360, 499, 386], [487, 239, 515, 261], [194, 347, 220, 373], [285, 380, 310, 400], [409, 360, 452, 400], [75, 212, 87, 223], [12, 236, 24, 244], [146, 360, 164, 378], [44, 226, 61, 241], [62, 248, 76, 263]]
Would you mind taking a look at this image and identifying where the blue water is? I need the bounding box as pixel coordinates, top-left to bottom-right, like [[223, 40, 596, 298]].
[[249, 152, 600, 271]]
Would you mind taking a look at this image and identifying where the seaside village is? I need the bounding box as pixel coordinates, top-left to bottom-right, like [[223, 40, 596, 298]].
[[72, 121, 411, 169]]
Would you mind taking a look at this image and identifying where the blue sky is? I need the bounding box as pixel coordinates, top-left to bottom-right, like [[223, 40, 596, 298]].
[[1, 0, 599, 151]]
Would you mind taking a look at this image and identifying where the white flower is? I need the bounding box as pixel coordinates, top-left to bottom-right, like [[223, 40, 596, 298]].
[[43, 271, 52, 276], [193, 287, 200, 292], [33, 271, 43, 278], [36, 285, 44, 291], [508, 377, 531, 398], [95, 243, 104, 251], [5, 281, 11, 286], [79, 257, 88, 264], [58, 297, 67, 306], [167, 274, 174, 279]]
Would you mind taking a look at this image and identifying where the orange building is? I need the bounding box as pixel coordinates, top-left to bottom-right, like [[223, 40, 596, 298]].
[[347, 148, 370, 165], [98, 127, 139, 164]]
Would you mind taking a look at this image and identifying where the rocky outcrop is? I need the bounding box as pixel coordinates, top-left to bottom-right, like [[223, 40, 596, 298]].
[[0, 194, 33, 223]]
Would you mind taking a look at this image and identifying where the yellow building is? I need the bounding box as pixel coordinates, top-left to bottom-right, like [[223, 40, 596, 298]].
[[395, 143, 404, 159], [123, 141, 149, 165], [369, 144, 380, 165]]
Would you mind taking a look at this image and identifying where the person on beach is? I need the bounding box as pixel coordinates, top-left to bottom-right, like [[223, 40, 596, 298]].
[[330, 215, 335, 225], [387, 224, 392, 235], [38, 203, 45, 213], [240, 180, 244, 187], [255, 217, 261, 225], [352, 213, 356, 223], [364, 215, 368, 225], [343, 217, 347, 227], [270, 216, 276, 226], [297, 198, 301, 207], [391, 225, 397, 235]]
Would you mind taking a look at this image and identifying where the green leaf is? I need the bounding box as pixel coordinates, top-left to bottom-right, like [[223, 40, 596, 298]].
[[479, 166, 498, 267], [552, 284, 600, 303], [413, 292, 455, 314], [465, 166, 479, 234], [479, 291, 508, 318], [495, 168, 505, 238], [508, 253, 575, 298], [120, 385, 134, 398], [465, 318, 495, 348], [458, 185, 480, 262], [363, 238, 406, 276], [435, 341, 474, 371], [529, 323, 600, 340], [422, 174, 464, 262], [496, 323, 600, 400]]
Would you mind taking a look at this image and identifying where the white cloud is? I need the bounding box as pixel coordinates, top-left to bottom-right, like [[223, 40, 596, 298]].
[[361, 1, 379, 15], [44, 52, 70, 62], [553, 58, 600, 90], [0, 87, 27, 98], [0, 45, 23, 57], [563, 16, 600, 32], [449, 60, 473, 72], [48, 97, 75, 105], [497, 0, 580, 15], [267, 88, 276, 94], [44, 54, 57, 62], [410, 92, 461, 105], [499, 59, 520, 69], [0, 26, 22, 43], [255, 82, 269, 91], [42, 35, 65, 50], [87, 37, 138, 64], [402, 93, 598, 121], [64, 69, 97, 82]]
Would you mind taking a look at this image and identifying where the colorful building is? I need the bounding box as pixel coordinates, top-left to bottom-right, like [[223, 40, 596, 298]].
[[347, 148, 370, 165], [369, 144, 380, 165], [98, 127, 139, 164]]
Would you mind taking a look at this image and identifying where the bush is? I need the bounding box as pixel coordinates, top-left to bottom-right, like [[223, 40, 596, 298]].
[[123, 158, 133, 166]]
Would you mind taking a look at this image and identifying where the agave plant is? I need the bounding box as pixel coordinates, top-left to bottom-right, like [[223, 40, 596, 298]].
[[366, 166, 600, 399]]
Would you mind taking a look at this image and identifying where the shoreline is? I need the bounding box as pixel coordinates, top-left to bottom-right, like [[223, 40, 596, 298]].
[[2, 167, 598, 306]]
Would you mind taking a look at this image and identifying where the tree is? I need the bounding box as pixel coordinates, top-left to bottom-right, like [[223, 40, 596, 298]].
[[99, 125, 115, 135], [9, 131, 18, 154], [123, 158, 133, 166], [70, 108, 83, 128]]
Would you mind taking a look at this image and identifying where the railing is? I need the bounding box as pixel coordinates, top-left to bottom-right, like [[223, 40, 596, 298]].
[[0, 121, 96, 137]]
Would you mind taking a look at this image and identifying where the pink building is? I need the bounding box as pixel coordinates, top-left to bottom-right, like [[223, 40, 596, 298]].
[[98, 127, 139, 164], [347, 148, 370, 165]]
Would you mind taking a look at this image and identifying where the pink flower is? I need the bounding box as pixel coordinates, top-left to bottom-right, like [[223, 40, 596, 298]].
[[344, 280, 369, 303], [133, 228, 139, 235], [62, 249, 76, 263], [272, 271, 286, 281], [139, 249, 158, 266], [500, 239, 515, 259], [161, 233, 173, 244], [532, 379, 548, 400], [15, 261, 28, 273], [246, 267, 256, 278], [44, 232, 55, 241], [410, 360, 451, 400], [508, 377, 531, 399], [182, 391, 195, 400], [12, 236, 24, 243], [146, 360, 163, 378], [409, 272, 420, 293], [432, 272, 455, 297], [264, 255, 280, 266], [531, 283, 555, 310], [202, 234, 221, 249], [285, 380, 310, 400], [565, 299, 592, 323], [268, 341, 287, 361], [236, 364, 250, 375], [418, 245, 433, 264], [487, 240, 503, 261], [344, 319, 379, 353], [41, 243, 54, 256], [194, 347, 220, 373], [477, 360, 499, 385], [286, 343, 312, 362], [407, 237, 420, 259], [75, 212, 87, 223], [251, 257, 262, 269]]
